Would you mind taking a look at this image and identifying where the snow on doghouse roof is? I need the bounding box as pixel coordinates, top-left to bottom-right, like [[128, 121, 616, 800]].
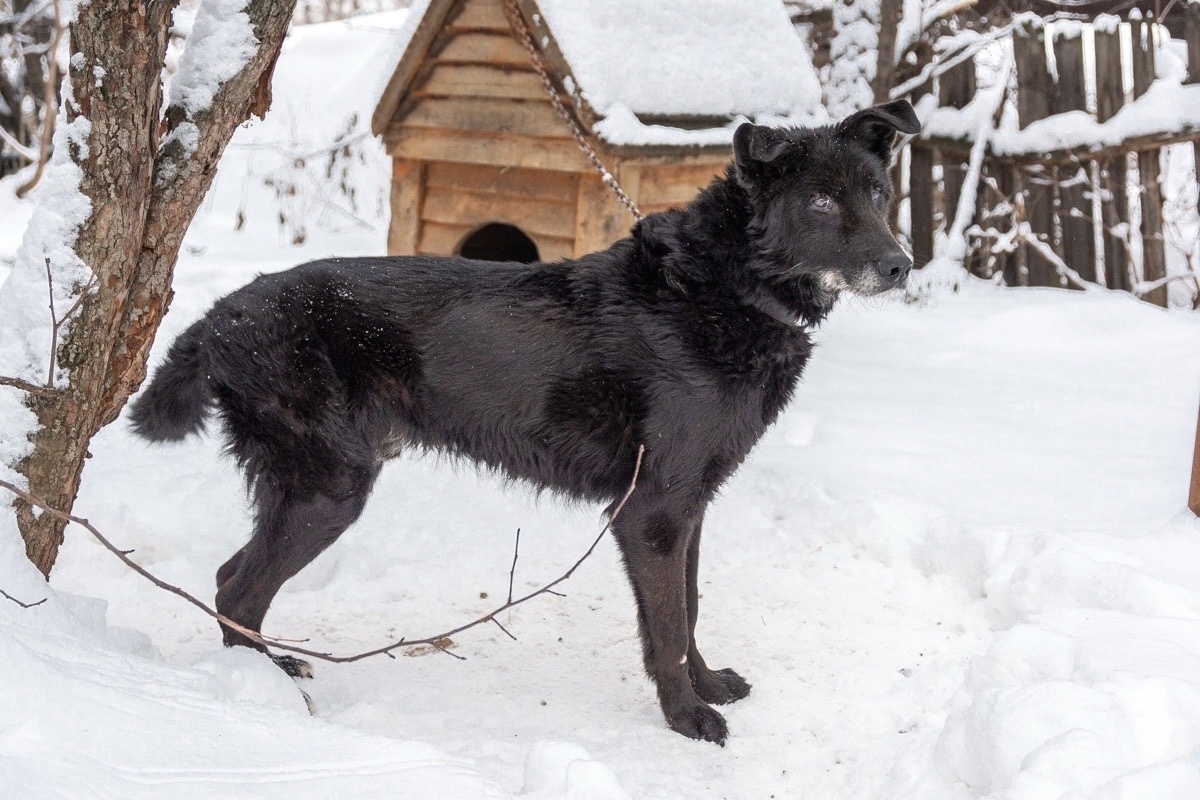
[[372, 0, 826, 148], [534, 0, 826, 144]]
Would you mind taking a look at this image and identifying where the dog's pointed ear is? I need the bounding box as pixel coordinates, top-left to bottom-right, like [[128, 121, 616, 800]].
[[837, 100, 921, 163], [733, 123, 792, 186]]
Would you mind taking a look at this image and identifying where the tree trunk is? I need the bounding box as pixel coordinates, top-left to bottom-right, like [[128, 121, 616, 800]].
[[13, 0, 296, 576]]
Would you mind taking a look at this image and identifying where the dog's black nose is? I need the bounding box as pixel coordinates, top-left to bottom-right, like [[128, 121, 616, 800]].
[[878, 253, 912, 283]]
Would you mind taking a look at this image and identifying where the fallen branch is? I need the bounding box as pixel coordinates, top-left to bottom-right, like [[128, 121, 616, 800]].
[[0, 443, 645, 664], [1, 588, 47, 608]]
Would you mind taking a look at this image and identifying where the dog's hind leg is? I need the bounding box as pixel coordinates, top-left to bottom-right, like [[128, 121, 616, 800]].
[[215, 544, 247, 589], [215, 462, 377, 678], [685, 513, 752, 705], [612, 495, 729, 745]]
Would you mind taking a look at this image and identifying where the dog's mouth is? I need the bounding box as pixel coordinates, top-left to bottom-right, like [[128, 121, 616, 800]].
[[820, 261, 912, 298]]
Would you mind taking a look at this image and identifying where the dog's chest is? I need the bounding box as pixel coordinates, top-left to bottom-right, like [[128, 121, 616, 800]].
[[686, 315, 811, 407]]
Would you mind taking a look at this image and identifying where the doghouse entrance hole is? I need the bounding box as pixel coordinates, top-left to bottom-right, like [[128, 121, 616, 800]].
[[458, 223, 540, 263]]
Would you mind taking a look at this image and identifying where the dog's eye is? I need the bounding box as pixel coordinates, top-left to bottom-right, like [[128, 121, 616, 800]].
[[810, 193, 833, 212], [870, 184, 885, 205]]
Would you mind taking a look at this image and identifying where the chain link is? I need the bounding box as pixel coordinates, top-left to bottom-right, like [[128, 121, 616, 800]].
[[502, 0, 644, 221]]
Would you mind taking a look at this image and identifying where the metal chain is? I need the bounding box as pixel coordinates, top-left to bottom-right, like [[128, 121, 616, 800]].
[[502, 0, 644, 221]]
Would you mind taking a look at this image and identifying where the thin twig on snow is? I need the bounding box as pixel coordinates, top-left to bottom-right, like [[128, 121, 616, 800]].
[[1, 589, 47, 608], [0, 444, 646, 665]]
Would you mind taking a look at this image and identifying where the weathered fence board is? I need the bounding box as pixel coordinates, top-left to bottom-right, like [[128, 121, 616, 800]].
[[1131, 21, 1167, 307], [1187, 5, 1200, 273], [1014, 19, 1058, 287], [909, 145, 935, 268], [939, 58, 976, 227], [1051, 26, 1095, 285], [1094, 22, 1130, 291]]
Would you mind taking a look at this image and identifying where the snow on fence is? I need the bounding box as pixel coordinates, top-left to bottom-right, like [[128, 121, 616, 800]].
[[904, 10, 1200, 307]]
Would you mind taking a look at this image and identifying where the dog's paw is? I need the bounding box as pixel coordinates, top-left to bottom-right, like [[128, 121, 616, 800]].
[[298, 686, 316, 715], [692, 666, 752, 705], [666, 702, 728, 746], [271, 654, 314, 679]]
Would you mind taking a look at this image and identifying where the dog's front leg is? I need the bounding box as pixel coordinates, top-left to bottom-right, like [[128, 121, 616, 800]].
[[686, 512, 752, 705], [612, 495, 729, 745]]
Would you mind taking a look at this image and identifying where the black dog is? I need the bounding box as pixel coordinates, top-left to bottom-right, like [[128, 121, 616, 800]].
[[130, 100, 920, 745]]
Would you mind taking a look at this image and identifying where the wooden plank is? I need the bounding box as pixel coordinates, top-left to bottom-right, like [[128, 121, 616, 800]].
[[1014, 20, 1052, 129], [610, 149, 731, 167], [1099, 157, 1131, 291], [419, 219, 475, 255], [1190, 403, 1200, 517], [425, 161, 579, 202], [909, 144, 934, 269], [448, 0, 509, 31], [638, 162, 723, 208], [1136, 148, 1167, 305], [387, 159, 424, 256], [1189, 4, 1200, 85], [1021, 164, 1059, 286], [534, 235, 575, 264], [1094, 24, 1129, 290], [401, 96, 570, 139], [422, 184, 577, 240], [1132, 22, 1167, 306], [386, 125, 590, 172], [1014, 21, 1056, 287], [1051, 28, 1096, 284], [1186, 5, 1200, 234], [938, 57, 976, 226], [997, 165, 1021, 285], [372, 0, 461, 135], [574, 166, 639, 257], [417, 63, 547, 101], [1094, 24, 1125, 124], [434, 31, 530, 67], [967, 161, 1001, 279]]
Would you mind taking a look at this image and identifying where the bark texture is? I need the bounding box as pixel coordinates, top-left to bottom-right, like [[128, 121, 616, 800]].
[[16, 0, 297, 576]]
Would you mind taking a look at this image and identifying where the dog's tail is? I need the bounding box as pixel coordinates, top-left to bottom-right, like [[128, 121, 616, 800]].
[[128, 319, 213, 442]]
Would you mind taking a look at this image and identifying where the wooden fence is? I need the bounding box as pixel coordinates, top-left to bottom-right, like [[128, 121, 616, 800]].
[[905, 11, 1200, 306]]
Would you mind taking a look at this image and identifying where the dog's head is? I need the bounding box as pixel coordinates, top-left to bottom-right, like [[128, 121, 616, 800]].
[[733, 100, 921, 303]]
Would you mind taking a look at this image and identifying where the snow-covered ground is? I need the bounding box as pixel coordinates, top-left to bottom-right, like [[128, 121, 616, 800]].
[[4, 11, 1200, 800]]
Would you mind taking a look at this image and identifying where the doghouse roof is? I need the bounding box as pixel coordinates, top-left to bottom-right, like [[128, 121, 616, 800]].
[[372, 0, 825, 148]]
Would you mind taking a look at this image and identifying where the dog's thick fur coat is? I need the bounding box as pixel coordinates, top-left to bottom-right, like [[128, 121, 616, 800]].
[[131, 101, 921, 744]]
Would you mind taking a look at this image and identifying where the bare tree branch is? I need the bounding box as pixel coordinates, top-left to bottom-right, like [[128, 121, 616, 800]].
[[0, 124, 37, 161], [0, 444, 647, 664], [43, 258, 96, 388], [1018, 225, 1099, 290], [0, 375, 61, 397], [507, 527, 520, 605], [14, 0, 61, 198]]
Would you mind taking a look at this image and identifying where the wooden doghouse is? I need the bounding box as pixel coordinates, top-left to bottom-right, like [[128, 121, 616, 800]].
[[371, 0, 822, 262]]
